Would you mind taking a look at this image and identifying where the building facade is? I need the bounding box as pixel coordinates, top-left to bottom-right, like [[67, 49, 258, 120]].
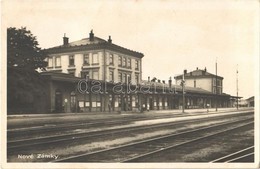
[[175, 68, 223, 94], [46, 30, 143, 85]]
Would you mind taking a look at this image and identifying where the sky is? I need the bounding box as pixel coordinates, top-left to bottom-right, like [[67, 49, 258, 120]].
[[2, 0, 259, 99]]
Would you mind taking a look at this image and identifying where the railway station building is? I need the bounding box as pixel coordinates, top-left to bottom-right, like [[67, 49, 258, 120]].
[[42, 30, 236, 113]]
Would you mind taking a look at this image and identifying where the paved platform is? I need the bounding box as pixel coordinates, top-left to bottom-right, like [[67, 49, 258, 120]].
[[7, 107, 253, 118], [7, 107, 254, 129]]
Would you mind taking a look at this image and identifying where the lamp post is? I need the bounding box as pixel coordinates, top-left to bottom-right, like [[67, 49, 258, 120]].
[[215, 61, 218, 112], [181, 71, 185, 113]]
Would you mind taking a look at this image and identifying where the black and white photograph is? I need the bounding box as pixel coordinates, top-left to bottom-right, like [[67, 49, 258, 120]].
[[1, 0, 259, 168]]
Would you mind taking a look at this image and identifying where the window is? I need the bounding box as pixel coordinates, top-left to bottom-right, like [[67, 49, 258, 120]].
[[135, 60, 139, 70], [127, 74, 131, 83], [118, 56, 122, 66], [93, 70, 99, 80], [109, 70, 114, 81], [55, 56, 61, 67], [127, 58, 131, 68], [69, 55, 74, 66], [109, 54, 113, 65], [48, 57, 53, 67], [217, 79, 221, 86], [92, 94, 101, 108], [83, 54, 89, 65], [123, 57, 126, 67], [118, 72, 122, 82], [135, 74, 139, 84], [122, 73, 126, 83], [213, 87, 216, 94], [92, 53, 98, 64], [81, 71, 89, 79]]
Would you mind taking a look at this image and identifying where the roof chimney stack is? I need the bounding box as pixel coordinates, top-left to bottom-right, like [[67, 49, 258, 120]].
[[204, 67, 207, 72], [89, 30, 94, 41], [184, 69, 187, 74], [63, 33, 69, 46], [148, 76, 150, 82], [108, 35, 112, 43]]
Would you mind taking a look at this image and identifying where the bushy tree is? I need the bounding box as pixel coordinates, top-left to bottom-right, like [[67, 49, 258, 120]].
[[7, 27, 47, 70], [7, 27, 48, 114]]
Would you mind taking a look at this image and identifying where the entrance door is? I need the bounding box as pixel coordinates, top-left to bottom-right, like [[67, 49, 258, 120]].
[[149, 97, 153, 110], [70, 91, 76, 112], [55, 90, 63, 112]]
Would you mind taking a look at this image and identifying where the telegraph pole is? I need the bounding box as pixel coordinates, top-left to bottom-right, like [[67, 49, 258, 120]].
[[215, 60, 218, 112], [182, 71, 185, 113], [236, 65, 239, 110]]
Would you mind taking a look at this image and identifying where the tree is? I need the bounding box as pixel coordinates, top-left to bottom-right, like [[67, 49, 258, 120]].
[[7, 27, 48, 114], [7, 27, 47, 70]]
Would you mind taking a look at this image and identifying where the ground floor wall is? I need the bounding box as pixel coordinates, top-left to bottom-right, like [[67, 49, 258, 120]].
[[47, 80, 232, 113]]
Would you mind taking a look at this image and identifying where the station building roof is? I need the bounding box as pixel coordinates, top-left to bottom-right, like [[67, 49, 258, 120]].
[[44, 30, 144, 58], [175, 67, 223, 80]]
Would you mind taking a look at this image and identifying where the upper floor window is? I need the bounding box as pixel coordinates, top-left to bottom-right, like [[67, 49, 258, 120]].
[[83, 54, 89, 65], [127, 58, 131, 68], [213, 79, 215, 86], [55, 56, 61, 67], [92, 53, 99, 64], [135, 60, 139, 70], [93, 70, 99, 79], [118, 72, 122, 82], [69, 55, 74, 66], [217, 79, 221, 86], [48, 57, 53, 67], [109, 70, 114, 81], [118, 56, 122, 66], [122, 73, 126, 83], [128, 74, 131, 83], [135, 74, 139, 84], [122, 57, 126, 67], [109, 54, 113, 65]]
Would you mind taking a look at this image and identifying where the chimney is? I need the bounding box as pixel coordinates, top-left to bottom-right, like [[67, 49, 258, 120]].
[[89, 30, 94, 41], [204, 67, 207, 72], [63, 33, 69, 45], [168, 77, 172, 88], [196, 67, 198, 70], [184, 69, 187, 74], [108, 35, 112, 43], [162, 80, 165, 84], [158, 79, 161, 83], [148, 76, 150, 82]]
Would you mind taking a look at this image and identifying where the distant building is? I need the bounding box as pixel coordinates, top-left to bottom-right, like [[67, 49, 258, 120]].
[[174, 67, 223, 94], [246, 96, 254, 107]]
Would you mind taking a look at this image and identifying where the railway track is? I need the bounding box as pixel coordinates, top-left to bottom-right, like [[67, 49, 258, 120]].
[[8, 112, 204, 139], [211, 146, 254, 163], [7, 112, 252, 153], [54, 117, 253, 162], [8, 110, 253, 143], [8, 109, 252, 136]]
